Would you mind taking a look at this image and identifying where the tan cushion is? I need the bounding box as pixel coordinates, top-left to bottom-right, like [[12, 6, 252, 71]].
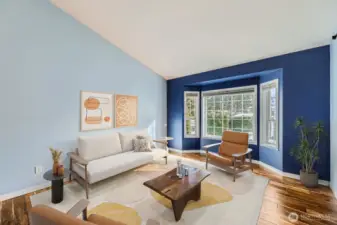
[[219, 141, 248, 157], [88, 214, 126, 225], [219, 131, 248, 157], [222, 131, 248, 145]]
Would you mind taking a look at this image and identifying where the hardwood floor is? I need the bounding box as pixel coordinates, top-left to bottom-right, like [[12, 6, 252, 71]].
[[1, 153, 336, 225]]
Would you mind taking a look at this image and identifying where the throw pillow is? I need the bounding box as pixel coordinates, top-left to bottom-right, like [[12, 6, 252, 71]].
[[133, 136, 152, 152]]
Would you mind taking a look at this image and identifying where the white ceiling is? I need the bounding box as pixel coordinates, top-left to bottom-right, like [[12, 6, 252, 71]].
[[51, 0, 337, 79]]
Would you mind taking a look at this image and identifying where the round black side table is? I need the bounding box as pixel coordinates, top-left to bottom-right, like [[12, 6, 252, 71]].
[[43, 169, 69, 204]]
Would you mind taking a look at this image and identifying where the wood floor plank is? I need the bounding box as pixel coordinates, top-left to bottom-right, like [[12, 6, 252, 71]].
[[1, 199, 15, 225]]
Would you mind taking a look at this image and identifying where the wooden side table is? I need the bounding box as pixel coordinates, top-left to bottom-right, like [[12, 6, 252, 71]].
[[43, 169, 69, 204]]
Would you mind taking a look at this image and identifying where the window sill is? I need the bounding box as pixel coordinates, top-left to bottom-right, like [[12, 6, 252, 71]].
[[184, 136, 200, 139], [202, 136, 257, 145], [260, 144, 279, 151]]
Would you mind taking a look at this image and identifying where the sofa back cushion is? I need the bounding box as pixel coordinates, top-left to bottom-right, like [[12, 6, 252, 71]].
[[78, 133, 122, 161], [118, 129, 150, 152]]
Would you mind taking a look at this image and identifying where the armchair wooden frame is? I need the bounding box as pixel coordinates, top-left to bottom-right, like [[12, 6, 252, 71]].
[[203, 143, 253, 182]]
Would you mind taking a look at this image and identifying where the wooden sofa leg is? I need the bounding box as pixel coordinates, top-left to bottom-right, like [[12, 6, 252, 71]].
[[85, 166, 89, 199]]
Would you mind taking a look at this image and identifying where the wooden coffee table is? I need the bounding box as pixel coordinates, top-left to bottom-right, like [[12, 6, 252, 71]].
[[143, 167, 211, 221]]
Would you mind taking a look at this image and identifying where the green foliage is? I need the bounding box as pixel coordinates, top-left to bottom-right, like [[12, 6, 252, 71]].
[[290, 117, 324, 173]]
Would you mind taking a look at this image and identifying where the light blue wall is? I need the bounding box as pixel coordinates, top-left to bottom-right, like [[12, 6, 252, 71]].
[[331, 38, 337, 197], [0, 0, 166, 195]]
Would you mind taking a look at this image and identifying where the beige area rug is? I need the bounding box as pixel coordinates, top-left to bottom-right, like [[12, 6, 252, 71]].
[[30, 155, 269, 225]]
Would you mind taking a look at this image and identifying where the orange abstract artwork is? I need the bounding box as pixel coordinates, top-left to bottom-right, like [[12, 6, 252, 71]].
[[81, 91, 113, 131], [115, 94, 138, 128]]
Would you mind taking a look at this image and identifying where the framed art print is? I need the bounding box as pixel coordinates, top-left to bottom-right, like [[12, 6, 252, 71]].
[[81, 91, 113, 131], [115, 94, 138, 128]]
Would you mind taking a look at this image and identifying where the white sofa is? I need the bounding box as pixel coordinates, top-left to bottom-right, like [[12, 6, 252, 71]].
[[69, 129, 168, 198]]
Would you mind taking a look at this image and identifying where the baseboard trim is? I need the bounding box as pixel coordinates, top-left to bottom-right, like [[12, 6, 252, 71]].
[[0, 182, 50, 202], [169, 148, 201, 154], [174, 149, 331, 187]]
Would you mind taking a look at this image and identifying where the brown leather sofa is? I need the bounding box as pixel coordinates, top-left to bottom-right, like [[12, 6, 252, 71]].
[[203, 131, 253, 181], [29, 199, 125, 225]]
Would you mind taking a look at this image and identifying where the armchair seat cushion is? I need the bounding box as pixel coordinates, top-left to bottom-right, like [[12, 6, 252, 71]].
[[207, 152, 233, 167], [73, 152, 153, 184]]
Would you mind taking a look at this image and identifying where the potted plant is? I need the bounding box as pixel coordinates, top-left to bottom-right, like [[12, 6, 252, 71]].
[[49, 147, 62, 176], [290, 117, 324, 188]]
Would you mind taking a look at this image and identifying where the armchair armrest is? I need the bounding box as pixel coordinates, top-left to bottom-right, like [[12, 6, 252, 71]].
[[202, 142, 221, 152], [68, 152, 88, 165], [232, 148, 253, 158], [67, 199, 89, 220]]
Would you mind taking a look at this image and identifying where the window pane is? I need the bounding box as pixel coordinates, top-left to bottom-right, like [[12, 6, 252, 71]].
[[215, 102, 221, 110], [223, 95, 231, 101], [207, 111, 214, 119], [232, 101, 242, 118], [207, 127, 214, 136], [215, 127, 223, 136], [232, 120, 242, 130], [208, 119, 214, 127], [243, 119, 252, 130], [233, 94, 242, 101], [243, 93, 253, 101], [215, 96, 222, 102]]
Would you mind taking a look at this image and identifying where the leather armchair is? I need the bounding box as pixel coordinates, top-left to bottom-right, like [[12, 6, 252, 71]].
[[203, 131, 253, 181]]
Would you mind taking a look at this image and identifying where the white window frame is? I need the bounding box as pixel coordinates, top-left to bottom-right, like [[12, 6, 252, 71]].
[[260, 79, 279, 150], [184, 91, 200, 138], [201, 85, 257, 143]]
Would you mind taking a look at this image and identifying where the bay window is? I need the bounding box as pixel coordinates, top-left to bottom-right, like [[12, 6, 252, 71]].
[[202, 86, 257, 142]]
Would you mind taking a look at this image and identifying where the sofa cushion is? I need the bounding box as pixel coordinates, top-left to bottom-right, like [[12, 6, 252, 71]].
[[78, 133, 122, 161], [72, 151, 153, 184], [119, 129, 152, 152]]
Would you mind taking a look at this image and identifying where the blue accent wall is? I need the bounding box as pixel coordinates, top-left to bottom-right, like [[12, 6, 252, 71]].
[[167, 46, 330, 180], [0, 0, 167, 195]]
